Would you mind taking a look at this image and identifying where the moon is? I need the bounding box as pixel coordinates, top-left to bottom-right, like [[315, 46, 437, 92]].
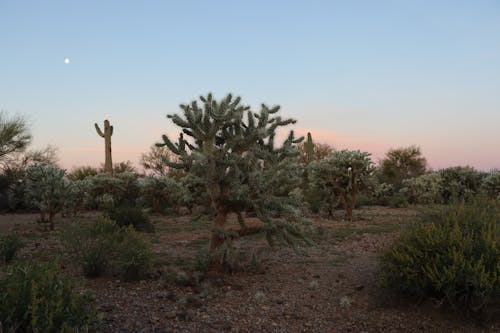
[[64, 58, 70, 64]]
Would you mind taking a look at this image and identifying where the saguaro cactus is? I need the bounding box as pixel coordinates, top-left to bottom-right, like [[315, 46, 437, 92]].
[[95, 119, 113, 174], [304, 132, 314, 165]]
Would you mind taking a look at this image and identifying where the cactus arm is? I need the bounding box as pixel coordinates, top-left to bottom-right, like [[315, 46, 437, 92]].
[[110, 125, 114, 136], [95, 123, 104, 137]]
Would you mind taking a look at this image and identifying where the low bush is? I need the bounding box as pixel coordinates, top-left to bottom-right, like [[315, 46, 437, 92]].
[[0, 261, 98, 332], [378, 199, 499, 312], [62, 216, 153, 280], [114, 230, 153, 281], [388, 194, 408, 208], [0, 235, 23, 264], [106, 206, 154, 232]]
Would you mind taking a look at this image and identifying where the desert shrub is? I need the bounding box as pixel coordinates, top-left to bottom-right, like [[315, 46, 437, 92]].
[[355, 194, 374, 208], [438, 166, 486, 203], [378, 145, 428, 190], [106, 206, 154, 232], [308, 150, 374, 219], [401, 172, 443, 204], [62, 216, 119, 277], [114, 230, 153, 281], [481, 171, 500, 200], [62, 216, 153, 280], [0, 235, 23, 264], [67, 165, 99, 181], [24, 164, 69, 228], [86, 172, 141, 209], [388, 194, 408, 208], [0, 261, 98, 332], [378, 199, 499, 312], [63, 178, 91, 217], [140, 175, 186, 214]]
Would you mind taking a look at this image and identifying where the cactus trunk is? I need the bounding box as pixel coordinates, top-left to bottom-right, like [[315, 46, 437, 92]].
[[95, 119, 114, 174]]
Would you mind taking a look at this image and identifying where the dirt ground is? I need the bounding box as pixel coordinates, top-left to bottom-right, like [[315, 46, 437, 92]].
[[1, 207, 498, 332]]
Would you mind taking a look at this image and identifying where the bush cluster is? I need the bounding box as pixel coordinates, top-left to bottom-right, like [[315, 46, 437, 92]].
[[0, 235, 23, 264], [106, 206, 154, 232], [62, 216, 153, 281], [0, 262, 98, 332], [378, 199, 499, 312]]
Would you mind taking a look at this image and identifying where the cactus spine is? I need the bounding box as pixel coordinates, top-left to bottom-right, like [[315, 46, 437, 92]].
[[95, 119, 113, 174]]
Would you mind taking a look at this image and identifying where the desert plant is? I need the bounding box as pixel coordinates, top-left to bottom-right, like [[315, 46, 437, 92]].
[[481, 170, 500, 200], [157, 93, 310, 270], [86, 172, 141, 208], [400, 172, 443, 204], [297, 132, 333, 166], [378, 145, 427, 190], [113, 229, 153, 281], [0, 111, 31, 159], [112, 160, 137, 174], [67, 165, 99, 180], [62, 216, 119, 277], [62, 216, 153, 279], [106, 206, 154, 232], [0, 235, 23, 264], [0, 261, 98, 332], [308, 150, 374, 220], [95, 119, 114, 174], [438, 166, 486, 203], [378, 199, 499, 312], [24, 164, 68, 229], [140, 175, 186, 214], [1, 145, 59, 211], [140, 145, 185, 177], [63, 178, 91, 217]]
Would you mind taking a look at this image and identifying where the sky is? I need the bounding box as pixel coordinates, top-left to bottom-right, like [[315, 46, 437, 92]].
[[1, 1, 499, 171]]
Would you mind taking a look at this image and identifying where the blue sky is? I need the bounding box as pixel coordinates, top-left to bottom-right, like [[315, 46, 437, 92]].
[[1, 1, 499, 170]]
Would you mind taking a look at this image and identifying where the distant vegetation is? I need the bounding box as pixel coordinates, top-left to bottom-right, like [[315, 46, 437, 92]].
[[0, 96, 498, 324]]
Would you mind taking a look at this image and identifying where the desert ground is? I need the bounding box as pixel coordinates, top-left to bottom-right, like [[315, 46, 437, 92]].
[[1, 206, 498, 333]]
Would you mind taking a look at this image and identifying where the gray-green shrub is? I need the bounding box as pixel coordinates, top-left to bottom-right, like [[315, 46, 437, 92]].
[[438, 166, 486, 203], [401, 172, 442, 204], [62, 216, 153, 280], [0, 261, 98, 332], [378, 199, 499, 312], [481, 170, 500, 200], [24, 164, 68, 228]]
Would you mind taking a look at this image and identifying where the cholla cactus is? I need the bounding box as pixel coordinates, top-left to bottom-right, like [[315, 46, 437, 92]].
[[308, 150, 373, 220], [400, 172, 442, 204], [140, 175, 186, 213], [481, 170, 500, 199], [438, 166, 485, 203], [24, 164, 68, 229], [63, 179, 92, 216], [157, 93, 308, 270]]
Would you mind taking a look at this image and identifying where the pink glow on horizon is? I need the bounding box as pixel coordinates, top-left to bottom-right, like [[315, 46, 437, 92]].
[[56, 127, 499, 172]]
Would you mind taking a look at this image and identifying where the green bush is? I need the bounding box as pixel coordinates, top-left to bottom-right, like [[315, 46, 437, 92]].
[[439, 166, 486, 203], [62, 216, 118, 277], [378, 199, 499, 312], [0, 262, 98, 332], [0, 235, 23, 264], [114, 230, 153, 281], [388, 194, 408, 208], [481, 171, 500, 200], [62, 216, 153, 280], [400, 172, 442, 204], [106, 206, 154, 232]]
